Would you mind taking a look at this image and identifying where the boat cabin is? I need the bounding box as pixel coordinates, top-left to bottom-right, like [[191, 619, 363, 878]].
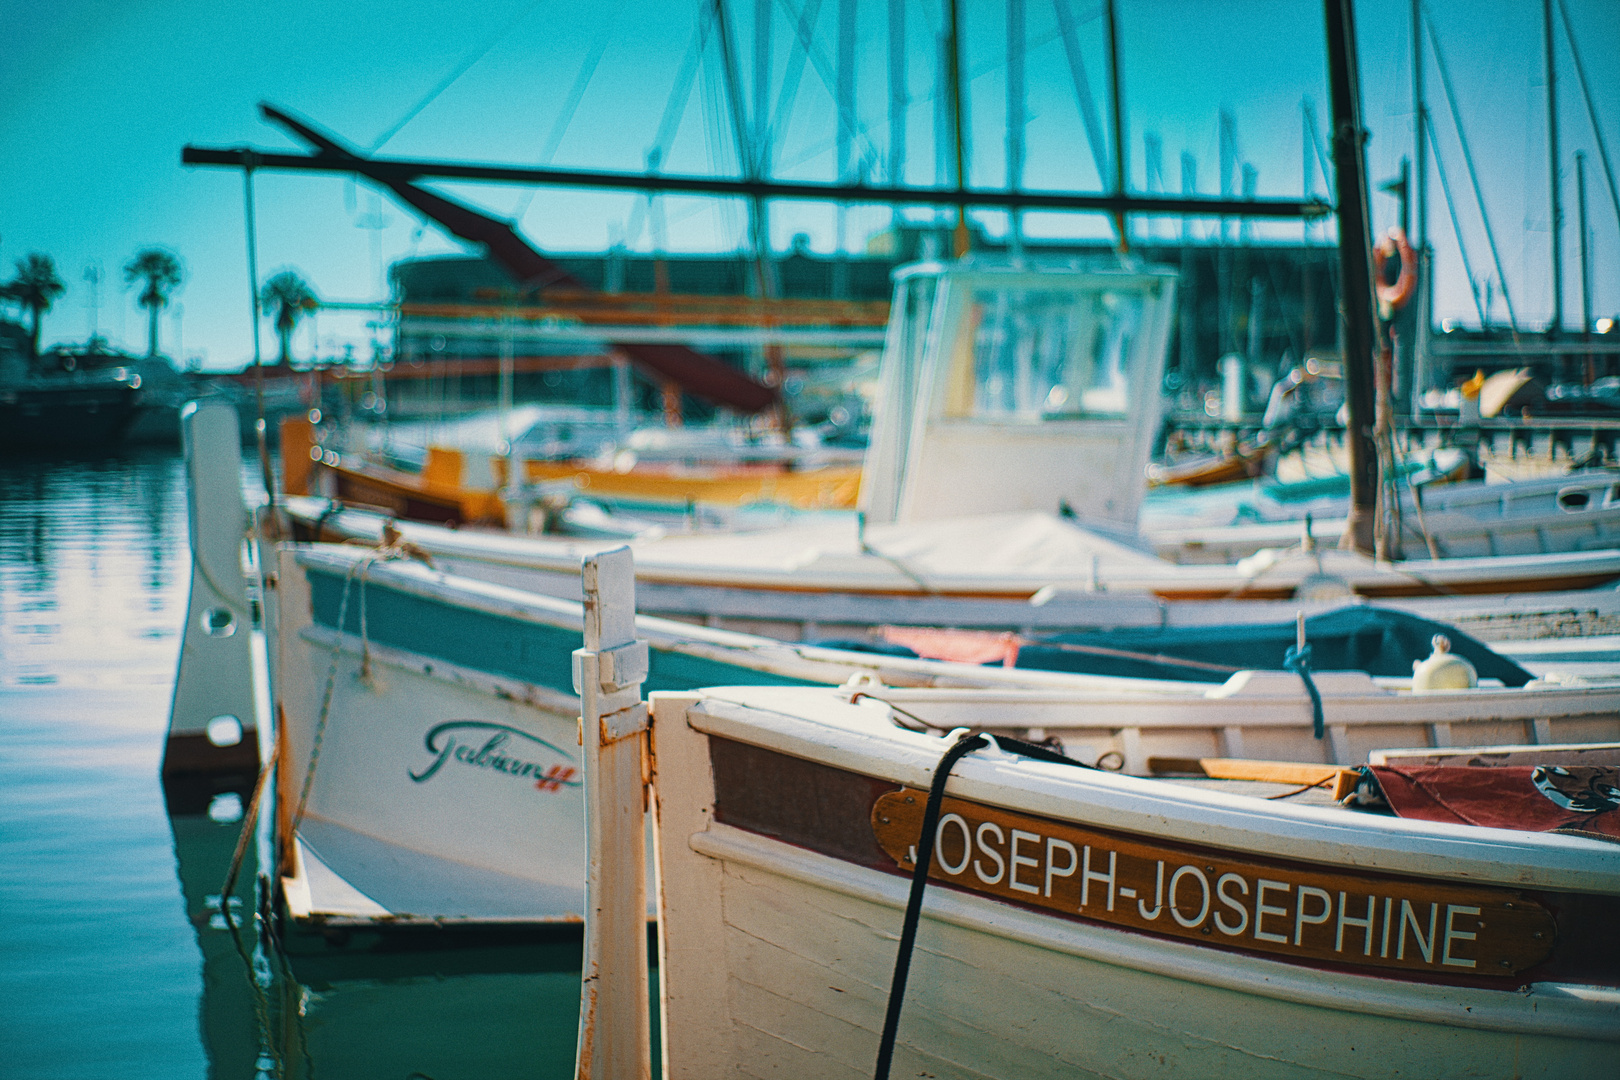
[[859, 260, 1178, 528]]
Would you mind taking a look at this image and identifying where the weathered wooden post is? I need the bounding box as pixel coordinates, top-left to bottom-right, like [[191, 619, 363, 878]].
[[573, 547, 652, 1080], [163, 400, 260, 796]]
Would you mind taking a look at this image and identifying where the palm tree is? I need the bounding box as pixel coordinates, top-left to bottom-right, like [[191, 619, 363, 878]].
[[124, 248, 184, 358], [259, 270, 318, 366], [7, 254, 66, 361]]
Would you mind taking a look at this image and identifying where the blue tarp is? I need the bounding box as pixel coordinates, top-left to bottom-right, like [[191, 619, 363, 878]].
[[1012, 606, 1534, 686]]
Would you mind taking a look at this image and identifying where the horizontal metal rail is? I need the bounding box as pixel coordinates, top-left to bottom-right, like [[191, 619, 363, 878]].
[[182, 146, 1332, 219], [395, 317, 886, 348]]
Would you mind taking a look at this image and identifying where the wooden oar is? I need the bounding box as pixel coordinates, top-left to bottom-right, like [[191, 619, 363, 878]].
[[1148, 757, 1359, 800]]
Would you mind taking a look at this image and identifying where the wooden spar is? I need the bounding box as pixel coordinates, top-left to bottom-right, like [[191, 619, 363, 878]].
[[251, 104, 779, 417], [573, 547, 652, 1080], [164, 401, 260, 788], [1323, 0, 1380, 555]]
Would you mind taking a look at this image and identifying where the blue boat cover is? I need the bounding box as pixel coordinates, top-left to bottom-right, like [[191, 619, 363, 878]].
[[1013, 606, 1533, 687]]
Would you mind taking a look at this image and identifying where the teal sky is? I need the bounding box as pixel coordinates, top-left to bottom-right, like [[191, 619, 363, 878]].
[[2, 0, 1616, 370]]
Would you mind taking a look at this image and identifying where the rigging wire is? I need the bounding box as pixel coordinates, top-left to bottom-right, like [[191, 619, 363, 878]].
[[510, 0, 627, 224], [368, 0, 549, 153], [1425, 110, 1489, 326], [1556, 0, 1620, 245], [1052, 0, 1110, 192], [624, 9, 715, 248], [1304, 100, 1335, 207], [700, 21, 749, 249], [770, 0, 825, 161], [775, 0, 883, 178], [1425, 10, 1519, 332], [708, 0, 762, 254]]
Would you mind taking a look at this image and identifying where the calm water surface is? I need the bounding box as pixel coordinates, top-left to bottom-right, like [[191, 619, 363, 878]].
[[0, 450, 586, 1079]]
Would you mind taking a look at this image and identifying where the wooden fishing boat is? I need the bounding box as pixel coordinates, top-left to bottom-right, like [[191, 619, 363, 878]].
[[270, 248, 1620, 623], [1146, 440, 1277, 488], [259, 538, 1620, 940], [285, 411, 864, 526], [285, 254, 1179, 533], [646, 681, 1620, 1076], [1151, 468, 1620, 564], [284, 493, 1620, 619]]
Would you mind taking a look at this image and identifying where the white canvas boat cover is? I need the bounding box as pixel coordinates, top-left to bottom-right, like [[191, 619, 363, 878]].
[[631, 511, 1169, 580]]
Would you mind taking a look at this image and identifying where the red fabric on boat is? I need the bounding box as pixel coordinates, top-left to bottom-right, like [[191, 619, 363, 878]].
[[881, 626, 1021, 667], [1368, 765, 1620, 839]]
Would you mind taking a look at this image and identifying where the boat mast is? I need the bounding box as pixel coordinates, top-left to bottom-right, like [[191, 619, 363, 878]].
[[1558, 0, 1620, 261], [1007, 0, 1026, 260], [888, 0, 906, 230], [1577, 150, 1592, 380], [835, 0, 856, 293], [241, 159, 275, 511], [1324, 0, 1380, 555], [1410, 0, 1427, 257], [946, 0, 970, 257], [1544, 0, 1563, 340], [1409, 0, 1429, 414], [1105, 0, 1128, 254]]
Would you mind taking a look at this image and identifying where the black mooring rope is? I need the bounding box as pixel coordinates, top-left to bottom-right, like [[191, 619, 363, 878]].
[[873, 732, 1092, 1079], [873, 730, 987, 1080]]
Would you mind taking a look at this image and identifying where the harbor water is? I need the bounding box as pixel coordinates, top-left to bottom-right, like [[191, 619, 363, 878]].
[[0, 449, 596, 1079]]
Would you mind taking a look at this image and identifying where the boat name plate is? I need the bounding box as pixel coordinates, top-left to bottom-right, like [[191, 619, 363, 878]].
[[872, 788, 1555, 978]]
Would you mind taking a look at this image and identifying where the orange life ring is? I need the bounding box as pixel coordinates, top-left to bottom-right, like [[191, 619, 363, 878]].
[[1372, 227, 1416, 313]]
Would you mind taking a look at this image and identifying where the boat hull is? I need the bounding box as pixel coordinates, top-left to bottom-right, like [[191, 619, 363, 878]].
[[649, 690, 1620, 1078], [0, 382, 142, 450], [271, 547, 592, 930], [265, 545, 1620, 947]]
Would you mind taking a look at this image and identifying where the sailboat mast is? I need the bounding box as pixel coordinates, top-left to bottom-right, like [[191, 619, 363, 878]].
[[1544, 0, 1563, 337], [1324, 0, 1379, 555], [1007, 0, 1026, 259], [1409, 0, 1429, 416], [1578, 150, 1592, 378], [888, 0, 906, 225], [1410, 0, 1426, 255], [1105, 0, 1128, 254], [946, 0, 970, 257]]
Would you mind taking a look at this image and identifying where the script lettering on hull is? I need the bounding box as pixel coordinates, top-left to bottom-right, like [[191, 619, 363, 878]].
[[410, 720, 579, 794], [871, 788, 1555, 978]]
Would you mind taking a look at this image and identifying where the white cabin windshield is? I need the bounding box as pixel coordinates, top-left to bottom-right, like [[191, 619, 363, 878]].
[[948, 287, 1144, 420]]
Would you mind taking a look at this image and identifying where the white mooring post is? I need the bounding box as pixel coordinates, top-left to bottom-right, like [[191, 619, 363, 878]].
[[573, 547, 652, 1080], [164, 401, 260, 788]]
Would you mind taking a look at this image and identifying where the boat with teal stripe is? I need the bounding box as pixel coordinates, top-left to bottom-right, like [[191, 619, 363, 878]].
[[264, 540, 1620, 941]]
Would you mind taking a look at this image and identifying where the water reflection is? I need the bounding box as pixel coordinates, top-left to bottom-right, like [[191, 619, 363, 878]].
[[2, 451, 596, 1079], [164, 784, 264, 1080], [0, 451, 185, 688]]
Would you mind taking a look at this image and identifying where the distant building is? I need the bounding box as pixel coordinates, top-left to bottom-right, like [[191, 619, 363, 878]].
[[391, 231, 1350, 420]]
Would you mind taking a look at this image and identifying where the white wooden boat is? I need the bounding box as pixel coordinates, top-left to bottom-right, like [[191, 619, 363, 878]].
[[284, 253, 1620, 628], [284, 494, 1620, 640], [644, 682, 1620, 1076], [1150, 468, 1620, 564], [157, 405, 1620, 961], [262, 541, 1620, 939]]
